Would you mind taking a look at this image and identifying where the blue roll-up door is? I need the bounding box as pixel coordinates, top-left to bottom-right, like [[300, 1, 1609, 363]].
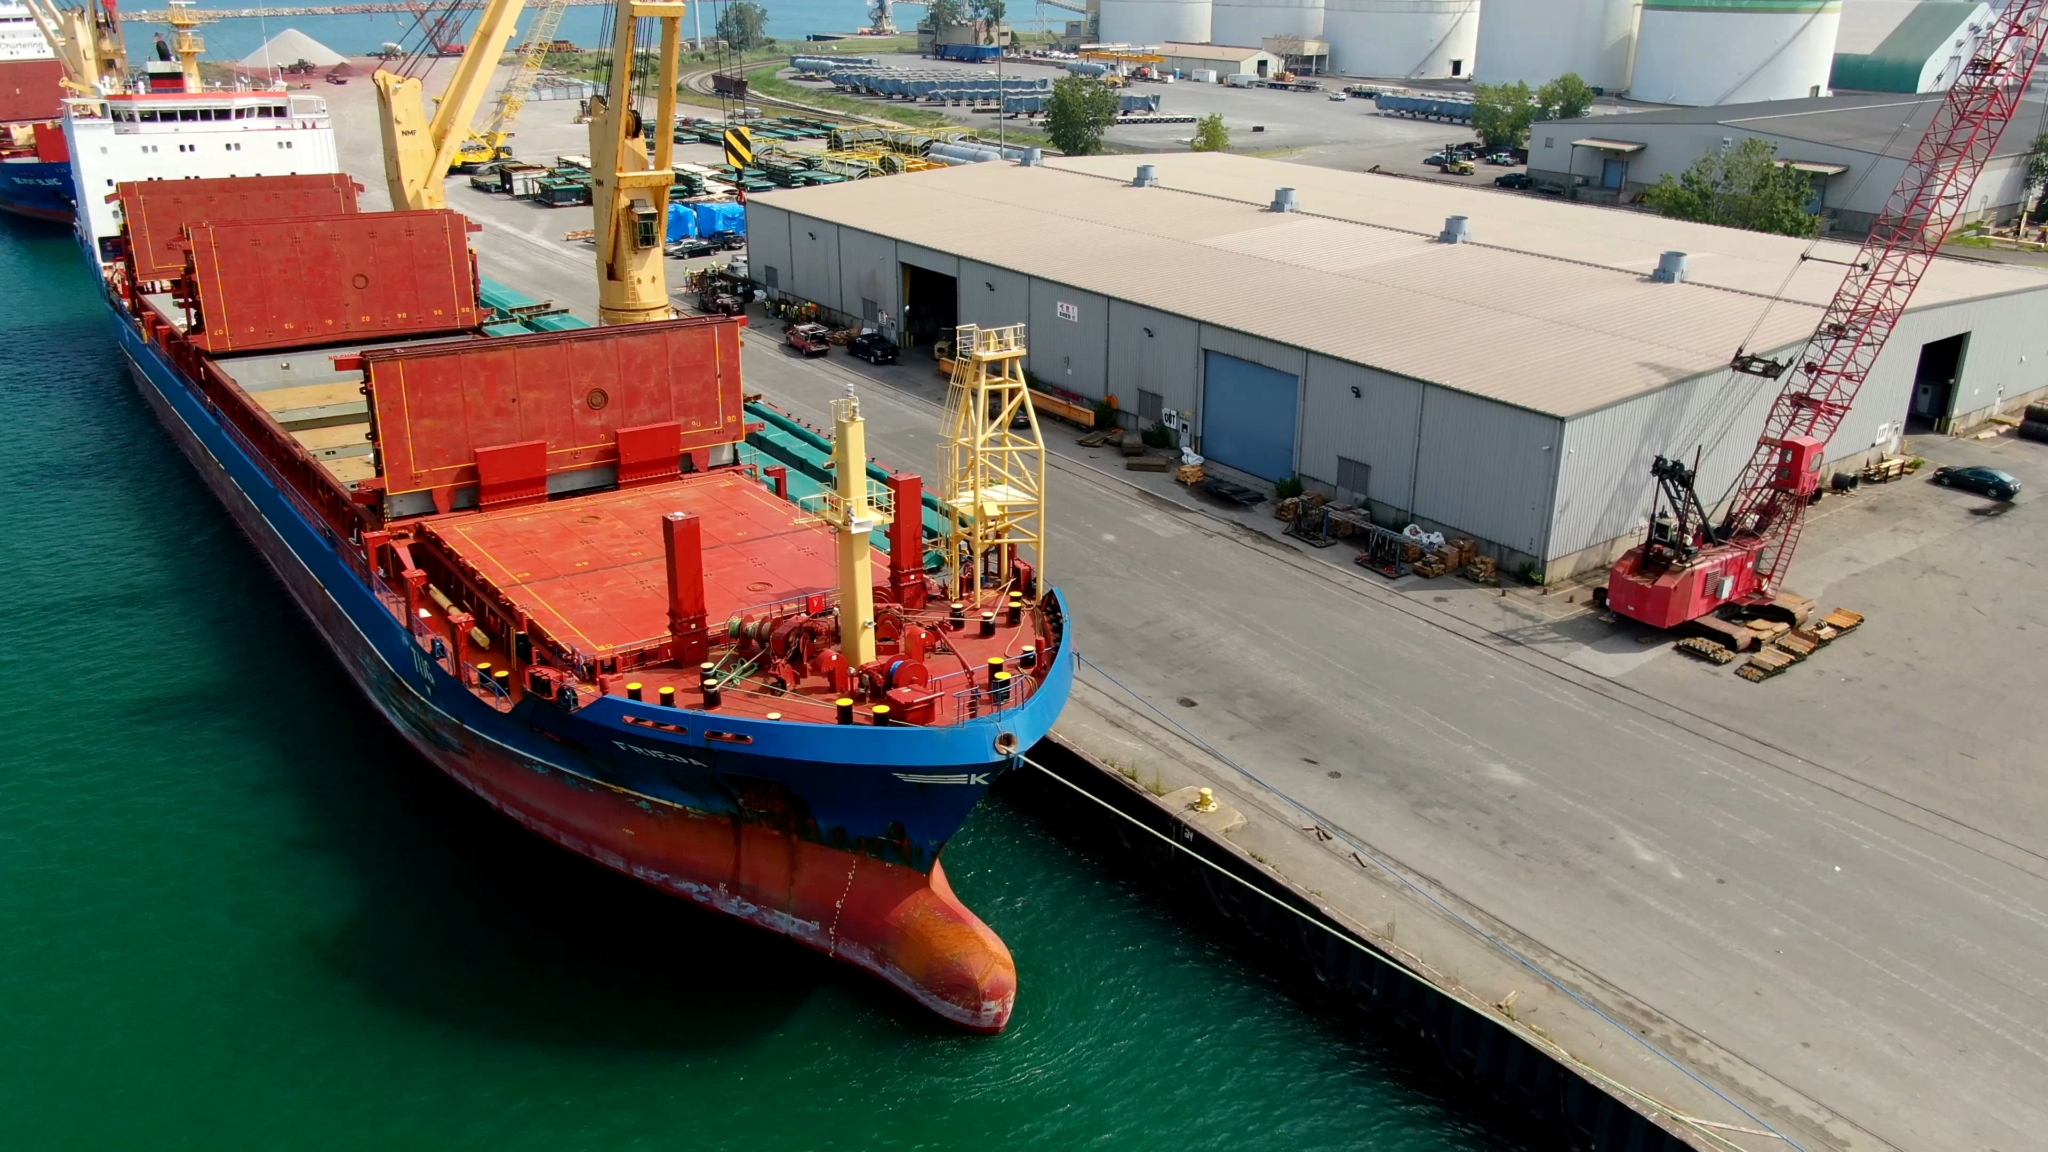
[[1201, 351, 1298, 482]]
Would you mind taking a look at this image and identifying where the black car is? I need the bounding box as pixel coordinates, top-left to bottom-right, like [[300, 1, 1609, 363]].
[[847, 331, 899, 365], [708, 230, 745, 251], [1494, 172, 1533, 190], [1932, 465, 2021, 500], [667, 238, 715, 259]]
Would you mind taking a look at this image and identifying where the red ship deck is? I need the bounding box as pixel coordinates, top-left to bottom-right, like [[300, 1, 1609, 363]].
[[425, 471, 887, 656]]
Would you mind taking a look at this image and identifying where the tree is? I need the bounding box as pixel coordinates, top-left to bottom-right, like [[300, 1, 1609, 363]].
[[925, 0, 966, 28], [1191, 113, 1228, 152], [1471, 81, 1537, 149], [715, 1, 769, 52], [972, 0, 1006, 44], [1536, 72, 1596, 122], [1045, 75, 1119, 156], [1641, 137, 1822, 238], [2022, 130, 2048, 224]]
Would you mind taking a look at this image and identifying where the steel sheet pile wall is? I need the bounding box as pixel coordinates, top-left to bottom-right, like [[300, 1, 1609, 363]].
[[0, 58, 65, 123], [361, 316, 746, 503], [120, 173, 361, 282], [184, 209, 481, 354]]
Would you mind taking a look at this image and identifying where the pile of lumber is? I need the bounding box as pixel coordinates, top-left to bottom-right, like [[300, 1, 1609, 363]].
[[1735, 606, 1865, 683], [1463, 555, 1500, 585], [1274, 494, 1329, 521], [1176, 463, 1205, 484], [1676, 636, 1736, 665], [1076, 427, 1125, 449], [1410, 537, 1480, 579]]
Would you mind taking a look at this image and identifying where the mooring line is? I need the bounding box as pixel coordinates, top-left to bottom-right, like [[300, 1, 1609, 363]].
[[1066, 652, 1807, 1152]]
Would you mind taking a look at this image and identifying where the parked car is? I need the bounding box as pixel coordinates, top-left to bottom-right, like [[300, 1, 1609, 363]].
[[708, 229, 745, 251], [847, 331, 899, 365], [1484, 152, 1517, 165], [1494, 171, 1533, 189], [786, 322, 832, 357], [1327, 90, 1347, 101], [667, 238, 715, 259], [1931, 465, 2021, 500]]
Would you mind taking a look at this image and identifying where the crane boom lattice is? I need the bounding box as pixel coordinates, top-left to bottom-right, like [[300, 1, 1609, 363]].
[[1606, 0, 2048, 631], [940, 324, 1048, 605]]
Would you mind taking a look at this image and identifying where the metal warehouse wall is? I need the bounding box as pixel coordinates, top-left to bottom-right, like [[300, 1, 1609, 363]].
[[959, 259, 1030, 335], [1029, 281, 1110, 396], [788, 217, 844, 310], [1298, 354, 1425, 512], [1550, 283, 2048, 577], [898, 243, 958, 277], [838, 227, 899, 325], [747, 203, 794, 296], [1411, 388, 1563, 559], [1108, 301, 1201, 421]]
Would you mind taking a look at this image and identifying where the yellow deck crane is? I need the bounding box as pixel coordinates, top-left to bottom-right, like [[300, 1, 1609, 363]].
[[457, 0, 573, 167], [373, 0, 528, 211], [587, 1, 685, 324], [22, 0, 129, 95], [938, 324, 1048, 603]]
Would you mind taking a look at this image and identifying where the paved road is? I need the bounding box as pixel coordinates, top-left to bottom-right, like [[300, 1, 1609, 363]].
[[327, 89, 2048, 1148]]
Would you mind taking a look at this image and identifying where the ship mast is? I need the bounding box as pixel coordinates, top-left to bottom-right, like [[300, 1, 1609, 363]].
[[164, 0, 202, 91], [588, 1, 684, 324], [939, 323, 1047, 604], [805, 392, 888, 666]]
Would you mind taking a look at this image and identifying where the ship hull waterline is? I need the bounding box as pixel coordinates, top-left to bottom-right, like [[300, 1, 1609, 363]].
[[115, 315, 1073, 1032]]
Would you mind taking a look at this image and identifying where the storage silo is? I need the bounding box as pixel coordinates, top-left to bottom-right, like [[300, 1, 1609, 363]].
[[1097, 0, 1214, 45], [1322, 0, 1481, 79], [1473, 0, 1638, 91], [1630, 0, 1842, 105], [1210, 0, 1324, 48]]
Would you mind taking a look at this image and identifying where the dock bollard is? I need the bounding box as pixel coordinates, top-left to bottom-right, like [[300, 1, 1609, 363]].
[[1194, 788, 1219, 813], [836, 697, 855, 725], [871, 704, 892, 726], [949, 602, 965, 630], [986, 656, 1005, 687], [1006, 597, 1023, 627], [1020, 645, 1038, 669], [493, 669, 511, 697], [765, 712, 783, 722], [658, 686, 677, 708], [625, 682, 644, 702], [474, 661, 491, 686], [993, 670, 1013, 705], [980, 611, 997, 638], [703, 682, 722, 709]]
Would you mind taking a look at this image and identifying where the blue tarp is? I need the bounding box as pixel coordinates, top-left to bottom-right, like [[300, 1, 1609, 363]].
[[666, 201, 699, 241], [696, 201, 745, 236]]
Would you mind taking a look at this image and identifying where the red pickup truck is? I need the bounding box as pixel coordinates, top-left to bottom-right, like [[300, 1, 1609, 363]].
[[786, 323, 831, 357]]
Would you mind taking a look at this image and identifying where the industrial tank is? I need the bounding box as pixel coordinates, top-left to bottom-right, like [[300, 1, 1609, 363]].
[[1630, 0, 1842, 105], [1322, 0, 1481, 79], [1472, 0, 1638, 90], [1209, 0, 1324, 48], [1097, 0, 1213, 46]]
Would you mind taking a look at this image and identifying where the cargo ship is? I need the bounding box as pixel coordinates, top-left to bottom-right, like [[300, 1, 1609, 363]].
[[0, 0, 71, 221], [59, 30, 1071, 1029]]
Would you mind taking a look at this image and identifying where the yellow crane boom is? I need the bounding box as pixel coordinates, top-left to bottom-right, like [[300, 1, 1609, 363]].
[[22, 0, 129, 94], [373, 0, 527, 211], [461, 0, 572, 162]]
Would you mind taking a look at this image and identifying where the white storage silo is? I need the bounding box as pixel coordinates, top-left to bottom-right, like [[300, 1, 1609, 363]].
[[1323, 0, 1481, 79], [1210, 0, 1324, 48], [1472, 0, 1638, 91], [1630, 0, 1842, 105], [1098, 0, 1214, 46]]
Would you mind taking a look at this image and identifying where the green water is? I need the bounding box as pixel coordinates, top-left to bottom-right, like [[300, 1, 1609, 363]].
[[0, 218, 1526, 1151]]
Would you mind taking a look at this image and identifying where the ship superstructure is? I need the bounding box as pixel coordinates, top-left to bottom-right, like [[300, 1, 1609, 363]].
[[0, 0, 67, 219]]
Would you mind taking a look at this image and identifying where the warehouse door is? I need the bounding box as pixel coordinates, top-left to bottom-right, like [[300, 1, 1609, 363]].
[[900, 262, 958, 352], [1201, 351, 1298, 482]]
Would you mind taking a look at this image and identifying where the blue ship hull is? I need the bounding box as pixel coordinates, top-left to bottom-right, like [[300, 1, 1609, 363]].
[[0, 157, 71, 223]]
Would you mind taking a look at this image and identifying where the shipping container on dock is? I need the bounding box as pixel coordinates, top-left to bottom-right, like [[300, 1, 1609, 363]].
[[94, 173, 1073, 1033], [181, 210, 482, 354], [118, 173, 362, 282]]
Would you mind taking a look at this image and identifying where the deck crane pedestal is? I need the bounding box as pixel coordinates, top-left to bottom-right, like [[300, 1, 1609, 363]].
[[1605, 0, 2047, 638], [587, 1, 684, 325]]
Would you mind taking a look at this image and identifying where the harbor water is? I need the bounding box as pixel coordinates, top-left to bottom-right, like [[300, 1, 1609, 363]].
[[0, 211, 1527, 1149]]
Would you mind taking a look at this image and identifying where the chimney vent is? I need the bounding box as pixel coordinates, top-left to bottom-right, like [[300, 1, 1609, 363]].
[[1270, 187, 1298, 212], [1133, 164, 1159, 187], [1439, 215, 1471, 243], [1653, 251, 1689, 283]]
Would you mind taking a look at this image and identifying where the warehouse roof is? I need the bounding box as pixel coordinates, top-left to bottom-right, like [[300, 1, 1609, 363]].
[[1547, 89, 2044, 160], [757, 154, 2045, 417], [1158, 42, 1271, 61]]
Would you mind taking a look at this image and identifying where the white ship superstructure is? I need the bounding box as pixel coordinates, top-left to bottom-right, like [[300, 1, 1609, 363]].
[[0, 1, 59, 61]]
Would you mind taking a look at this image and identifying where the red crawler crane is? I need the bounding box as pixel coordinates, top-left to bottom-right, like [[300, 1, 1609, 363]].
[[1606, 1, 2048, 634]]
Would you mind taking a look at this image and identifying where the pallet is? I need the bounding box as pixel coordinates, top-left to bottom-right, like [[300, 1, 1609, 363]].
[[1125, 456, 1171, 472], [1736, 647, 1799, 682], [1820, 607, 1864, 633], [1675, 636, 1735, 665], [1176, 463, 1205, 484]]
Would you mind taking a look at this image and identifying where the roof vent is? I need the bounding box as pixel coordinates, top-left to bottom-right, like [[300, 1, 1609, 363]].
[[1439, 215, 1471, 243], [1020, 147, 1043, 167], [1270, 187, 1298, 212], [1133, 163, 1158, 187], [1653, 251, 1689, 283]]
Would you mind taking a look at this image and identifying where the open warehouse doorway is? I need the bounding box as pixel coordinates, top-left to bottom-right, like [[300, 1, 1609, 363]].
[[901, 262, 958, 355], [1909, 332, 1968, 432]]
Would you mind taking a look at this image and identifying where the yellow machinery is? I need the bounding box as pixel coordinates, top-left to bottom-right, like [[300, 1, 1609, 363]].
[[938, 324, 1048, 601], [22, 0, 129, 95], [458, 0, 573, 167], [588, 2, 685, 324], [374, 0, 528, 211], [804, 395, 892, 665]]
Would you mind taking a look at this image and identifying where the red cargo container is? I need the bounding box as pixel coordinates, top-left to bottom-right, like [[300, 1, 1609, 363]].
[[357, 317, 747, 511], [184, 209, 482, 354], [118, 173, 361, 282], [0, 60, 65, 125]]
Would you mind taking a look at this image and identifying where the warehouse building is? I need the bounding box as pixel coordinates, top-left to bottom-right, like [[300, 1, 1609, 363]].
[[744, 153, 2048, 581], [1527, 89, 2041, 229], [1158, 41, 1283, 79]]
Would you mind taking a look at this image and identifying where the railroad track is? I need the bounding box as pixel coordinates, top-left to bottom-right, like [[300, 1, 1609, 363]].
[[678, 61, 901, 127]]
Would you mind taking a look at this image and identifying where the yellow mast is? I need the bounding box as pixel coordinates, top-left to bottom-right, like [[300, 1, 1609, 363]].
[[589, 1, 684, 325], [808, 394, 886, 666], [939, 324, 1047, 603], [373, 0, 528, 211], [165, 0, 202, 91]]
